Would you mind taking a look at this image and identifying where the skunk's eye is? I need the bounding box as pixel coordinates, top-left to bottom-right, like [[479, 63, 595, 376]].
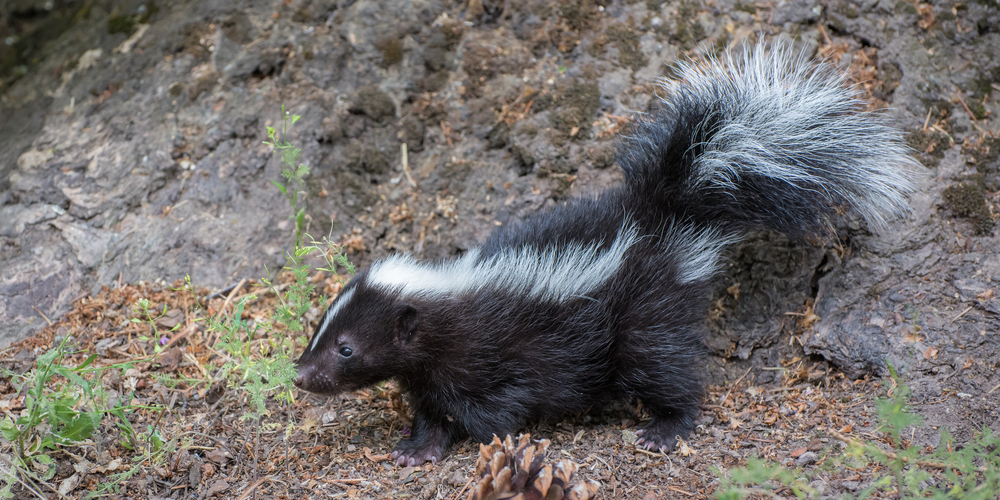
[[339, 346, 353, 358]]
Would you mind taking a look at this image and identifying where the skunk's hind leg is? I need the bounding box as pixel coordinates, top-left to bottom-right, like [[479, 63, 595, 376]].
[[619, 329, 704, 453], [634, 402, 699, 453]]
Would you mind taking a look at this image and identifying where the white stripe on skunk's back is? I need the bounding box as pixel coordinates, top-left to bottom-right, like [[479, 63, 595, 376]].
[[368, 226, 640, 303]]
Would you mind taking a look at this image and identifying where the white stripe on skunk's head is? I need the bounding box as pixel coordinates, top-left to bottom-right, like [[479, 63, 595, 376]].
[[295, 274, 421, 395], [309, 286, 356, 352], [367, 226, 639, 303]]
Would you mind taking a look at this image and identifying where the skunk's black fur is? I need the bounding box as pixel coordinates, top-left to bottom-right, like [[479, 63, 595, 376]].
[[295, 42, 919, 466]]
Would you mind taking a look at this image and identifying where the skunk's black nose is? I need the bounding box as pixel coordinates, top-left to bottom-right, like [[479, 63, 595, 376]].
[[293, 374, 304, 388]]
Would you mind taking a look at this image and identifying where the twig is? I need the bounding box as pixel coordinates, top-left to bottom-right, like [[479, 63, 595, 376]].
[[955, 92, 978, 122], [454, 477, 474, 499], [208, 280, 244, 299], [0, 455, 60, 500], [31, 306, 53, 327], [949, 305, 974, 324], [633, 447, 665, 457], [401, 143, 416, 188], [164, 323, 195, 348], [666, 485, 696, 497], [720, 366, 753, 406], [326, 478, 367, 483], [923, 107, 933, 130], [221, 278, 247, 314], [235, 475, 282, 500], [818, 23, 832, 45], [930, 125, 955, 146]]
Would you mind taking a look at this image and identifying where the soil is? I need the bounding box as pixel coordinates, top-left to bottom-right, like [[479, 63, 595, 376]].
[[1, 0, 998, 498]]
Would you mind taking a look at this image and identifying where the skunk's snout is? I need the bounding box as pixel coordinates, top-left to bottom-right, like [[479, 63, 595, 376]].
[[293, 363, 311, 390]]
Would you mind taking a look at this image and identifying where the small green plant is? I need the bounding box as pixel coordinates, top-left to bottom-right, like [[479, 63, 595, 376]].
[[131, 297, 182, 355], [211, 295, 297, 419], [715, 458, 813, 500], [0, 336, 152, 497], [714, 362, 1000, 499], [264, 106, 310, 250], [87, 422, 177, 499], [199, 107, 358, 481]]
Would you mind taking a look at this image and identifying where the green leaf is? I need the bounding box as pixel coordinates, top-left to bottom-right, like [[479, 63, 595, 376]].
[[53, 366, 91, 396], [51, 398, 79, 423], [54, 413, 97, 444], [76, 354, 99, 371], [267, 126, 275, 137], [0, 418, 20, 441], [271, 179, 287, 194], [33, 454, 57, 480]]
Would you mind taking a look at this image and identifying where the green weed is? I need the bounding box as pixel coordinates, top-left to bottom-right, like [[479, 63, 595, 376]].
[[131, 296, 182, 356], [714, 362, 1000, 499], [0, 335, 156, 498], [200, 107, 356, 481]]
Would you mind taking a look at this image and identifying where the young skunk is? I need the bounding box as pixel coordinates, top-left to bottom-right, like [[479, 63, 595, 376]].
[[294, 42, 919, 466]]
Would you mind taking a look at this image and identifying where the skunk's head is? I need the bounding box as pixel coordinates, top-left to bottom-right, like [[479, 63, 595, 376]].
[[294, 269, 421, 395]]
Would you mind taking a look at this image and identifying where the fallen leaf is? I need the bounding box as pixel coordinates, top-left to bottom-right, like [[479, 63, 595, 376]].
[[839, 424, 853, 433], [678, 439, 695, 457], [205, 448, 231, 464], [364, 447, 390, 463], [204, 478, 229, 497], [157, 346, 182, 372], [302, 407, 323, 433], [399, 466, 418, 482], [923, 346, 938, 359], [155, 308, 184, 330], [789, 447, 807, 458], [58, 474, 80, 496]]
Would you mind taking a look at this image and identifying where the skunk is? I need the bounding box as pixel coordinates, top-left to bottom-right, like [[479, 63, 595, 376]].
[[294, 41, 919, 466]]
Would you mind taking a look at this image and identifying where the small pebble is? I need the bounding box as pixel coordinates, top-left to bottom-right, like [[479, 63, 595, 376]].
[[795, 451, 819, 466]]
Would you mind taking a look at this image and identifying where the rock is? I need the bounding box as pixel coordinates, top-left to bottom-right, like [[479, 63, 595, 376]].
[[794, 451, 819, 466], [0, 204, 63, 237], [772, 0, 822, 24]]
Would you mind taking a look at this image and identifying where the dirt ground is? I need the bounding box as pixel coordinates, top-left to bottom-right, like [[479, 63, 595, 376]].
[[1, 278, 980, 500], [1, 0, 999, 498]]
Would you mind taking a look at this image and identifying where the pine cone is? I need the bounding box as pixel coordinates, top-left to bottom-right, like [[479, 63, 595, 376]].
[[468, 434, 600, 500]]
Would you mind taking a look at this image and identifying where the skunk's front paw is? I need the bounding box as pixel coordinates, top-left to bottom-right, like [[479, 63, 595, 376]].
[[390, 438, 446, 466]]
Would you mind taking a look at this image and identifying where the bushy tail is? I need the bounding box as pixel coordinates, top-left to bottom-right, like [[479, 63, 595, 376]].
[[617, 41, 920, 236]]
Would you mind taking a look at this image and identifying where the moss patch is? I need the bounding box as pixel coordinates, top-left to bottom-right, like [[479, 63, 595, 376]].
[[672, 0, 707, 50], [549, 81, 602, 140], [107, 14, 136, 35], [344, 141, 390, 175], [560, 0, 602, 32], [349, 86, 396, 122], [376, 37, 404, 67], [907, 127, 951, 168], [607, 25, 648, 71], [942, 175, 994, 235]]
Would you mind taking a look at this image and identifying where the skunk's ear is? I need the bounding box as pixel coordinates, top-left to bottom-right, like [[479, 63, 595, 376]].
[[394, 304, 419, 343]]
